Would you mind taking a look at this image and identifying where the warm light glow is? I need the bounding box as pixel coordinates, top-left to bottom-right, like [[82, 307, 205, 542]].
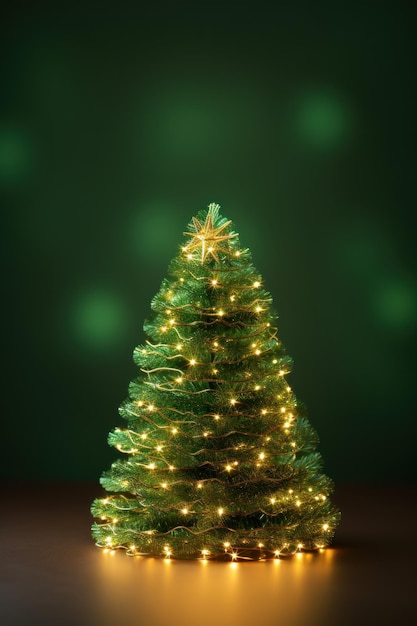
[[224, 542, 230, 548], [181, 508, 189, 515], [148, 405, 155, 411], [211, 279, 218, 286], [230, 295, 236, 301], [225, 464, 233, 472], [169, 319, 175, 326], [323, 523, 329, 531], [176, 377, 183, 383], [218, 310, 224, 317], [261, 409, 267, 415], [217, 507, 224, 515], [203, 431, 209, 437], [176, 344, 182, 350], [214, 414, 220, 420], [255, 385, 261, 391], [156, 445, 163, 452], [141, 433, 147, 439], [161, 482, 168, 489], [148, 463, 156, 470], [255, 349, 261, 355], [270, 497, 276, 504], [169, 465, 175, 471], [197, 482, 203, 489], [230, 398, 237, 405], [253, 281, 261, 288], [171, 428, 178, 434], [189, 359, 196, 366], [258, 543, 264, 548], [234, 250, 241, 256], [256, 306, 262, 312], [280, 407, 286, 413], [259, 452, 265, 460], [279, 369, 285, 376], [137, 400, 144, 407]]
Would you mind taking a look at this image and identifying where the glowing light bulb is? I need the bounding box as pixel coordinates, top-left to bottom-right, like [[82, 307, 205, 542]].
[[280, 407, 286, 413], [176, 377, 183, 384], [156, 445, 163, 452], [180, 277, 184, 282], [230, 295, 236, 301], [279, 370, 285, 376], [137, 400, 144, 407], [270, 497, 276, 504], [169, 465, 174, 471], [113, 518, 118, 523], [197, 482, 203, 489], [224, 542, 230, 549], [201, 549, 210, 558], [297, 543, 303, 550], [258, 543, 264, 548], [169, 319, 175, 326], [254, 385, 261, 391], [255, 349, 261, 355], [189, 359, 196, 366], [148, 405, 155, 411], [130, 545, 136, 551], [272, 359, 277, 364], [296, 500, 301, 507], [259, 452, 265, 460], [148, 463, 156, 470], [230, 398, 237, 405], [161, 326, 167, 333], [231, 552, 238, 560], [217, 507, 224, 516], [102, 499, 109, 505], [161, 482, 168, 489], [116, 444, 122, 450], [203, 432, 209, 437], [187, 254, 193, 260], [106, 536, 112, 545], [323, 524, 329, 531], [261, 409, 267, 415], [225, 464, 233, 472], [176, 344, 182, 350], [253, 281, 261, 288], [171, 428, 178, 434], [251, 342, 257, 348], [235, 250, 241, 256], [141, 433, 147, 439], [181, 508, 188, 515], [218, 310, 224, 317], [256, 306, 262, 312], [211, 279, 218, 286]]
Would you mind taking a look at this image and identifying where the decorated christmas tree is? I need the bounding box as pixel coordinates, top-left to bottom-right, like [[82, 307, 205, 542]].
[[91, 203, 340, 560]]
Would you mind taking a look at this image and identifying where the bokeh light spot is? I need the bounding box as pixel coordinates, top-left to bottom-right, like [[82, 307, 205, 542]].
[[128, 204, 179, 261], [0, 126, 33, 185], [71, 290, 128, 350], [373, 279, 417, 332], [294, 91, 352, 150]]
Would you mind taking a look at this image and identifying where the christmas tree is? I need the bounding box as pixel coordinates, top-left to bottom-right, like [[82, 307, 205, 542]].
[[91, 203, 340, 560]]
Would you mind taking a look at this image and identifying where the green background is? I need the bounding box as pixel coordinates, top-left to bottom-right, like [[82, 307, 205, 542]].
[[2, 1, 415, 483]]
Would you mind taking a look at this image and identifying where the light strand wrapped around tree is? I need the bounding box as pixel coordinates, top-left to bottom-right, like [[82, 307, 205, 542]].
[[91, 203, 340, 560]]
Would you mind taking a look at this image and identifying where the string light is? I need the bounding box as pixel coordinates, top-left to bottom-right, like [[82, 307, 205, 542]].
[[217, 507, 224, 516], [253, 281, 261, 288]]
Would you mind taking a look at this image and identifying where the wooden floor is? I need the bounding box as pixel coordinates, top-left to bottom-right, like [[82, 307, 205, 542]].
[[1, 482, 416, 626]]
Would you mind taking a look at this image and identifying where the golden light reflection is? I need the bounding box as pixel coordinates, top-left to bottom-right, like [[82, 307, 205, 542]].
[[94, 546, 340, 626]]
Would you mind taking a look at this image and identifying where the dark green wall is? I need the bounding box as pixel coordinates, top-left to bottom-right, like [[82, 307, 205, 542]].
[[2, 1, 415, 483]]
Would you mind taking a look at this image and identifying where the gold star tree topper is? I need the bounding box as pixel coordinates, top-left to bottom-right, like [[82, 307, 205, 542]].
[[183, 203, 238, 263]]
